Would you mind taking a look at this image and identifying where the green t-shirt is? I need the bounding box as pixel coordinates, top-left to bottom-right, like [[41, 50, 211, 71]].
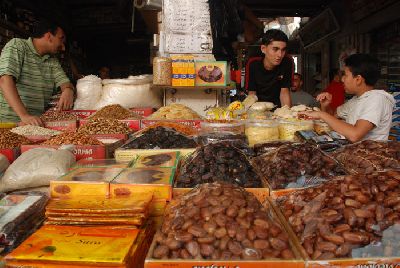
[[0, 38, 70, 122]]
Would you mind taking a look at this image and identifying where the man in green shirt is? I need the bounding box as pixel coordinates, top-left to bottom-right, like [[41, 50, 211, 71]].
[[0, 19, 74, 125]]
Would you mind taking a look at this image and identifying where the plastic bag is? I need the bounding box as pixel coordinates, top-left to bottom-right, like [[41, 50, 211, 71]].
[[0, 148, 76, 192], [248, 101, 275, 112], [74, 75, 102, 110], [252, 143, 345, 190], [177, 141, 262, 188], [95, 75, 162, 109]]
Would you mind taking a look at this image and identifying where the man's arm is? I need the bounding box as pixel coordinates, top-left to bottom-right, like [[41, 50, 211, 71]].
[[0, 75, 43, 125], [57, 82, 75, 111], [280, 88, 291, 107]]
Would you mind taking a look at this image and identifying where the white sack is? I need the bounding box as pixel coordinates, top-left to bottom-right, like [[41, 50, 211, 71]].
[[74, 75, 102, 110]]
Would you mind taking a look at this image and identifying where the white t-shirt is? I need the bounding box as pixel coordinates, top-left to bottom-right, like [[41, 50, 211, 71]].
[[337, 90, 395, 141]]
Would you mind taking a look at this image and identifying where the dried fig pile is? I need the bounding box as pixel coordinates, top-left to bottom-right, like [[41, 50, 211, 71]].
[[276, 171, 400, 259], [152, 182, 295, 260]]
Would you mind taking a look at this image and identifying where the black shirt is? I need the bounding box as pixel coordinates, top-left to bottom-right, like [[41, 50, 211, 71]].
[[247, 57, 293, 106]]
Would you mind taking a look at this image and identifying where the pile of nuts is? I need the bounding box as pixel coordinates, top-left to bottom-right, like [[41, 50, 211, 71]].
[[153, 182, 295, 260], [332, 140, 400, 174], [78, 118, 131, 135], [42, 132, 103, 145], [276, 171, 400, 259], [252, 143, 345, 190], [41, 110, 77, 121], [90, 104, 141, 120], [121, 127, 197, 149], [177, 142, 262, 188], [11, 125, 62, 136], [0, 129, 31, 149]]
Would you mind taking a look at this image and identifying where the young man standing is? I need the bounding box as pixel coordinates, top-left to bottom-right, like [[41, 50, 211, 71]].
[[301, 54, 395, 142], [247, 29, 292, 107], [290, 73, 318, 107], [0, 19, 74, 126]]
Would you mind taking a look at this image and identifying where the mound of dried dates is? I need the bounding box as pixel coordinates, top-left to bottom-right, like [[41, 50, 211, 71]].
[[252, 143, 346, 190], [253, 141, 293, 156], [332, 140, 400, 174], [121, 127, 197, 149], [276, 171, 400, 259], [177, 142, 262, 188], [152, 182, 295, 260]]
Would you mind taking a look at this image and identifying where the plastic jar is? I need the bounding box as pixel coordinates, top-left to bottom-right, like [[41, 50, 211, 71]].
[[153, 57, 172, 85], [200, 120, 245, 135], [245, 119, 279, 147], [314, 120, 332, 134], [278, 119, 314, 141]]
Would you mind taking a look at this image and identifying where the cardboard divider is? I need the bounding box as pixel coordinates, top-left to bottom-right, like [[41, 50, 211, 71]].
[[44, 120, 77, 131], [141, 119, 203, 130]]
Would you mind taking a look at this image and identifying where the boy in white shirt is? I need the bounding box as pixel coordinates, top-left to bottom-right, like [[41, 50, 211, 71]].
[[301, 53, 395, 142]]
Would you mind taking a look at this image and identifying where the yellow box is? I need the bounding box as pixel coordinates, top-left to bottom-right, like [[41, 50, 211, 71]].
[[132, 151, 180, 168], [50, 167, 123, 198], [115, 148, 195, 162], [110, 167, 175, 200], [149, 199, 167, 216]]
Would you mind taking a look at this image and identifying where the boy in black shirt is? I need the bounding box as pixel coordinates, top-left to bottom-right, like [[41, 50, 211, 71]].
[[247, 29, 292, 107]]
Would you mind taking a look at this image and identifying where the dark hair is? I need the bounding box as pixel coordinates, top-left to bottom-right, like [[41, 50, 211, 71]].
[[294, 73, 302, 80], [32, 19, 60, 38], [329, 68, 340, 81], [261, 29, 288, 45], [344, 54, 380, 86]]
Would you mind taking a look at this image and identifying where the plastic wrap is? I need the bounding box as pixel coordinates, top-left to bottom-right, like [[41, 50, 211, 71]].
[[276, 171, 400, 260], [278, 119, 314, 141], [200, 120, 245, 135], [95, 75, 162, 109], [253, 141, 294, 156], [252, 143, 346, 190], [152, 181, 296, 260], [245, 120, 279, 147], [0, 148, 75, 193], [177, 141, 262, 188], [74, 75, 102, 110], [332, 140, 400, 174], [121, 126, 197, 149]]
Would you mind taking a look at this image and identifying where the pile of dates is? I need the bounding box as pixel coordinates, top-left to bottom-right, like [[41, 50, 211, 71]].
[[177, 142, 261, 188], [276, 171, 400, 259], [152, 182, 295, 260], [253, 141, 293, 156], [252, 143, 345, 190], [120, 127, 197, 149], [332, 140, 400, 174]]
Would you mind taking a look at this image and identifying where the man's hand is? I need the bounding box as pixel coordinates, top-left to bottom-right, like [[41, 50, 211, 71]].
[[298, 110, 323, 120], [316, 92, 333, 109], [20, 114, 43, 126], [57, 87, 74, 111]]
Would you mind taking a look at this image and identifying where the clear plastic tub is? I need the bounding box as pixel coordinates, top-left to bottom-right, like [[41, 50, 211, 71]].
[[278, 119, 314, 141], [200, 120, 245, 135], [314, 120, 332, 134], [153, 57, 172, 85], [245, 119, 279, 147]]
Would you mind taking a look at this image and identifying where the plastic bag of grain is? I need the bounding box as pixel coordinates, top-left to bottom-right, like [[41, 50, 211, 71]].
[[74, 75, 102, 110], [95, 75, 162, 109], [0, 148, 75, 192]]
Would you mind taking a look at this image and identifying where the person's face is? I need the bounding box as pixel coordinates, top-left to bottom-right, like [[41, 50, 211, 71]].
[[261, 41, 287, 67], [99, 67, 110, 79], [341, 66, 362, 94], [292, 74, 303, 91], [48, 27, 65, 54]]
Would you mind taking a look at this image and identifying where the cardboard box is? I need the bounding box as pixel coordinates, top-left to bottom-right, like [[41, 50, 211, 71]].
[[64, 110, 96, 119], [110, 167, 176, 200], [141, 119, 202, 130], [130, 107, 154, 117], [149, 199, 167, 216], [132, 151, 180, 168], [195, 61, 227, 86], [44, 120, 77, 131], [80, 119, 141, 131], [50, 167, 123, 198], [0, 148, 20, 163], [115, 148, 195, 163]]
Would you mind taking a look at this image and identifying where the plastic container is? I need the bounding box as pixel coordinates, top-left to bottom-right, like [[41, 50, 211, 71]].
[[278, 119, 314, 141], [153, 57, 172, 85], [200, 120, 245, 135], [245, 119, 279, 147], [314, 120, 332, 134]]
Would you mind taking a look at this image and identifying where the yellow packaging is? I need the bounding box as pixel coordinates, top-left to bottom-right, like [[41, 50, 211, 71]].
[[115, 148, 195, 162], [110, 167, 175, 200], [133, 151, 180, 168], [5, 225, 139, 265], [149, 199, 167, 216], [50, 167, 123, 198]]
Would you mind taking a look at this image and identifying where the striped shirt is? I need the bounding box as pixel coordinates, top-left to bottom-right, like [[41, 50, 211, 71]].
[[0, 38, 70, 122]]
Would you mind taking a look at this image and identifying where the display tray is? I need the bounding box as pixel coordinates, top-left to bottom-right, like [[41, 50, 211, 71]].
[[115, 148, 195, 163], [130, 107, 154, 117], [144, 197, 304, 268], [44, 120, 77, 131], [0, 147, 20, 163], [64, 109, 96, 119]]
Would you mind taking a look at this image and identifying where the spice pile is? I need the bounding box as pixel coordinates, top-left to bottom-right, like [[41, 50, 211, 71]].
[[0, 129, 31, 149], [78, 118, 131, 135], [11, 125, 62, 136], [90, 104, 141, 120], [41, 110, 77, 121]]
